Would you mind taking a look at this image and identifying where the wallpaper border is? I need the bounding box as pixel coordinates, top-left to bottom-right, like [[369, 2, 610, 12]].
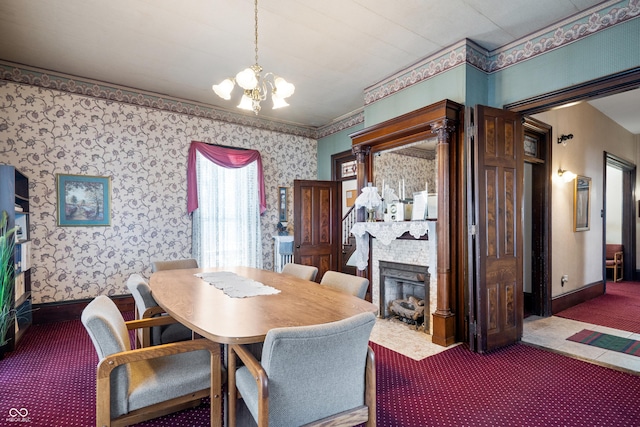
[[0, 61, 317, 140], [364, 0, 639, 105], [1, 0, 636, 138]]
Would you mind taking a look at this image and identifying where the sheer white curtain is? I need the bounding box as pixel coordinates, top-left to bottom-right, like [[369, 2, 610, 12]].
[[192, 151, 262, 268]]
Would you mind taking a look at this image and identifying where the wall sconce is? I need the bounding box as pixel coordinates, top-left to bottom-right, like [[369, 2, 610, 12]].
[[557, 168, 577, 182], [557, 134, 574, 146]]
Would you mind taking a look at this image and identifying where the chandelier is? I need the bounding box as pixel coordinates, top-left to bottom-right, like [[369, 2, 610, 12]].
[[212, 0, 295, 115]]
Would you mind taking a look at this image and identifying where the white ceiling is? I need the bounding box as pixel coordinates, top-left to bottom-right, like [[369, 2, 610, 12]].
[[588, 89, 640, 134], [1, 0, 635, 132]]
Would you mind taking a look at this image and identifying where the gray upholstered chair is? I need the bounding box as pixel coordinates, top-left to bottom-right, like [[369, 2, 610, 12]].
[[81, 295, 225, 427], [228, 312, 376, 427], [320, 270, 369, 300], [151, 258, 199, 272], [126, 274, 192, 347], [281, 262, 318, 281]]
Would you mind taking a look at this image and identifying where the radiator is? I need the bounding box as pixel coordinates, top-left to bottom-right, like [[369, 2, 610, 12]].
[[273, 235, 294, 272]]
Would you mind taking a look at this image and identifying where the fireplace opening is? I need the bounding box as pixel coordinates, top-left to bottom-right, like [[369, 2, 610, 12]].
[[379, 261, 429, 331]]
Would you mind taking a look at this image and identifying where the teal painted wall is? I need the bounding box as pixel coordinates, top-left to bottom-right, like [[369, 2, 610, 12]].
[[316, 16, 639, 181], [364, 66, 467, 127], [363, 63, 490, 126], [491, 18, 640, 107], [316, 64, 484, 179], [317, 123, 363, 180], [465, 65, 490, 108]]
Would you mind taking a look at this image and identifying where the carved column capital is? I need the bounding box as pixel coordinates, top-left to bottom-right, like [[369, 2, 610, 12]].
[[431, 119, 455, 143], [352, 145, 371, 163]]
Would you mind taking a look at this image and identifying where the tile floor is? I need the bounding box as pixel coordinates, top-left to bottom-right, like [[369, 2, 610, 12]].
[[371, 316, 640, 375], [370, 318, 455, 360], [522, 315, 640, 374]]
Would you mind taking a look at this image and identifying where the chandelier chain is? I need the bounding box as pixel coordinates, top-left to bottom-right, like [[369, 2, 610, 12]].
[[254, 0, 259, 66], [211, 0, 293, 114]]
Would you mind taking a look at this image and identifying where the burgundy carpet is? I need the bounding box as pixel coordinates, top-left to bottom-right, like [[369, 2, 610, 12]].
[[372, 342, 640, 427], [556, 281, 640, 333], [0, 314, 211, 427], [1, 318, 640, 426]]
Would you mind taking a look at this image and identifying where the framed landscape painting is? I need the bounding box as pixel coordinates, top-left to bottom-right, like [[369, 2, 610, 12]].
[[573, 175, 591, 232], [57, 174, 111, 226]]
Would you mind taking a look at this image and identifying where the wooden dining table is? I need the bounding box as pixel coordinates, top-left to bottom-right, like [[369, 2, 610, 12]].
[[149, 266, 377, 427]]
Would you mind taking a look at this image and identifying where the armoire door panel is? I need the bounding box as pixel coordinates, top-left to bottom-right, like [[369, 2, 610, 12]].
[[469, 105, 524, 353], [504, 168, 516, 256], [318, 188, 332, 245], [484, 167, 498, 258]]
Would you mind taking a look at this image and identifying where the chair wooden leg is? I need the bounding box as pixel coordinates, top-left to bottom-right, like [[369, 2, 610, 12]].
[[620, 261, 624, 281], [228, 345, 237, 427], [365, 346, 376, 427], [211, 344, 223, 427], [96, 373, 112, 427]]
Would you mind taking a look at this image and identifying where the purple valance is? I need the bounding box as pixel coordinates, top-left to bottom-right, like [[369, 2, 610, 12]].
[[187, 141, 266, 214]]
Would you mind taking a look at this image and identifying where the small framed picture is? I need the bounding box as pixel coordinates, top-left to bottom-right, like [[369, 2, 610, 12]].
[[574, 175, 591, 232], [57, 174, 111, 226], [278, 187, 287, 222]]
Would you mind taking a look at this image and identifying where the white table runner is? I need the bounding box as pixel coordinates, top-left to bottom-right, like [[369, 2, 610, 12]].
[[195, 271, 281, 298]]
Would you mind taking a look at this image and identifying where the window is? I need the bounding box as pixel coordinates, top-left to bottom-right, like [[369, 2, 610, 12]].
[[191, 151, 263, 268]]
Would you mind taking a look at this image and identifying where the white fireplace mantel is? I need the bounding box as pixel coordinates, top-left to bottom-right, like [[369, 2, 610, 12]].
[[350, 221, 432, 270]]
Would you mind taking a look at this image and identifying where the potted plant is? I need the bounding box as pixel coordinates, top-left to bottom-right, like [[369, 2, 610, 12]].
[[0, 210, 17, 358]]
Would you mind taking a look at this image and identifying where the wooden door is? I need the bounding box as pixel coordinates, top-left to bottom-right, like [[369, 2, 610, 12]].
[[293, 180, 340, 282], [467, 105, 524, 353], [523, 117, 553, 318]]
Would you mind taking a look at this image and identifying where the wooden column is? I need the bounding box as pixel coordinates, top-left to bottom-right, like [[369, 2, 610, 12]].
[[431, 119, 456, 346], [352, 144, 371, 223], [352, 144, 371, 281]]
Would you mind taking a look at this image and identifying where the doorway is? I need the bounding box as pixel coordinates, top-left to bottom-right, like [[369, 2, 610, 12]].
[[506, 68, 640, 316], [603, 153, 636, 284], [331, 149, 358, 275], [522, 117, 553, 317]]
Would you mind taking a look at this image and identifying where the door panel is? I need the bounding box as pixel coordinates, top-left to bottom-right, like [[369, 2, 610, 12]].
[[469, 105, 524, 352], [293, 180, 340, 281]]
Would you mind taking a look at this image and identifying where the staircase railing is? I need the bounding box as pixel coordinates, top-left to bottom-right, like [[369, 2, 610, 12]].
[[342, 205, 357, 245]]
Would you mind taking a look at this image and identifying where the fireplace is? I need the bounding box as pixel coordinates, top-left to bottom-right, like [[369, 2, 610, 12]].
[[379, 261, 429, 330]]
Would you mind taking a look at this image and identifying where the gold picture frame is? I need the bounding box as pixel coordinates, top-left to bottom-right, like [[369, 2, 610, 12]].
[[574, 175, 591, 232]]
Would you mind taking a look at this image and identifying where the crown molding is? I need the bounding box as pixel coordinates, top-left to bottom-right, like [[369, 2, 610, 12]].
[[316, 109, 365, 139], [0, 61, 318, 139], [2, 1, 636, 140], [365, 0, 639, 105]]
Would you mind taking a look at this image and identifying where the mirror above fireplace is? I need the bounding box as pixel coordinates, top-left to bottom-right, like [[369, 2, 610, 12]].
[[373, 137, 437, 207]]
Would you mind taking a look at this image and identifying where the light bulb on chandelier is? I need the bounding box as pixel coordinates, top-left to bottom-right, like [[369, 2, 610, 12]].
[[212, 0, 294, 115]]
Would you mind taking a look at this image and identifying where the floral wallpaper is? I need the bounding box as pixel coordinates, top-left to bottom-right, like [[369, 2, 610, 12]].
[[0, 81, 317, 304], [374, 151, 437, 201]]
